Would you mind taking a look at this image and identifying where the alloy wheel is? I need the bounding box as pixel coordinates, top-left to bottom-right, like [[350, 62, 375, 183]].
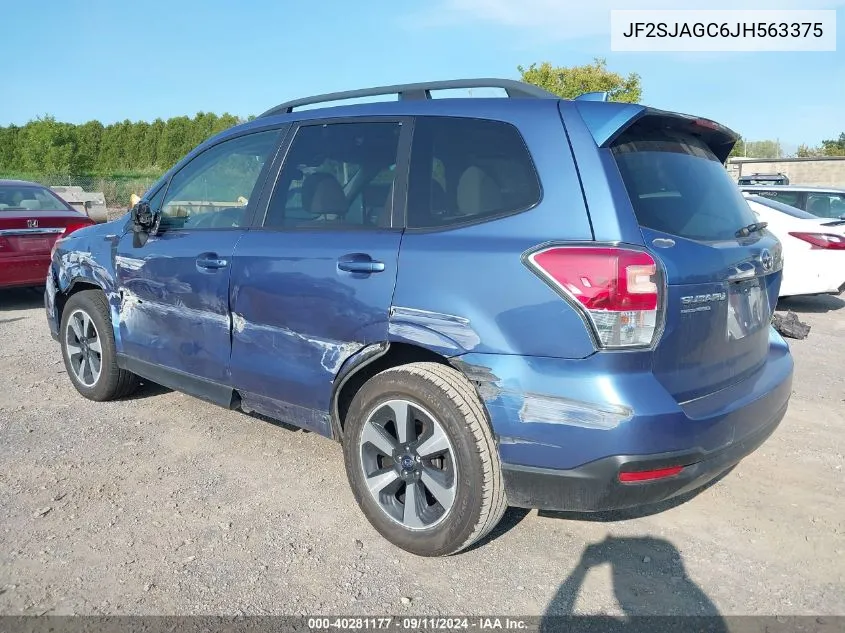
[[65, 308, 102, 387], [358, 399, 457, 530]]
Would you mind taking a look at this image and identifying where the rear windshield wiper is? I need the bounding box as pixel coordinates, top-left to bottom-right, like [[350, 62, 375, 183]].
[[735, 221, 768, 238]]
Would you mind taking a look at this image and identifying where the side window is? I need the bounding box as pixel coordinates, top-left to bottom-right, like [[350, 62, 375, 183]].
[[159, 129, 281, 231], [831, 194, 845, 217], [766, 191, 800, 208], [406, 116, 540, 229], [264, 122, 401, 229], [807, 193, 845, 218]]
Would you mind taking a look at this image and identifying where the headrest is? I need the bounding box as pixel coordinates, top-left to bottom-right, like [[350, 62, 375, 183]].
[[302, 172, 347, 216], [457, 165, 502, 216]]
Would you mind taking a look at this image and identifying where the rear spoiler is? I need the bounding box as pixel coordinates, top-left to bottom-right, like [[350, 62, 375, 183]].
[[573, 102, 740, 164]]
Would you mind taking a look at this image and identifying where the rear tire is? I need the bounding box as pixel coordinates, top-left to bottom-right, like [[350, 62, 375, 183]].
[[60, 290, 139, 401], [342, 362, 507, 556]]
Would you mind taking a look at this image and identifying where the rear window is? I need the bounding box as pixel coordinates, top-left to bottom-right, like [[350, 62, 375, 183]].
[[0, 184, 70, 211], [612, 128, 756, 241]]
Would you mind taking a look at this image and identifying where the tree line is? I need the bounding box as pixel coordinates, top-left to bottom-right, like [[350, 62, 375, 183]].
[[0, 58, 841, 177], [0, 112, 249, 177]]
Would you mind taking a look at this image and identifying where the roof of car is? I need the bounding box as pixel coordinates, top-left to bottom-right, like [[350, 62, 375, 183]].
[[259, 78, 561, 117], [248, 95, 567, 127], [0, 179, 44, 187], [738, 184, 845, 193]]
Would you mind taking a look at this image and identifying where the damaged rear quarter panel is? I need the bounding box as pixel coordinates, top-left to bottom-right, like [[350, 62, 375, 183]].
[[451, 352, 688, 471], [389, 230, 596, 358]]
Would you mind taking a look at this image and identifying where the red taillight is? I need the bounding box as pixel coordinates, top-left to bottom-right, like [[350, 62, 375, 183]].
[[788, 232, 845, 250], [50, 221, 93, 258], [526, 246, 663, 349], [63, 221, 93, 236], [619, 465, 684, 483]]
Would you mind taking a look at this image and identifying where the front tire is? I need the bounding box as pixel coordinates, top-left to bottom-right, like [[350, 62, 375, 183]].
[[343, 362, 507, 556], [60, 289, 139, 401]]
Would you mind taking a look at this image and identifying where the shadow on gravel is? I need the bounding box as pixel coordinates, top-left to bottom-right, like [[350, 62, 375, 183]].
[[244, 410, 310, 434], [536, 466, 735, 524], [0, 287, 45, 311], [121, 380, 173, 400], [777, 294, 844, 314], [462, 507, 533, 553], [466, 468, 737, 553], [116, 381, 307, 437], [540, 536, 727, 629]]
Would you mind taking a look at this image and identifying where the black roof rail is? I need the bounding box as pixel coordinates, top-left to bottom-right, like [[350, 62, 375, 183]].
[[259, 78, 559, 117]]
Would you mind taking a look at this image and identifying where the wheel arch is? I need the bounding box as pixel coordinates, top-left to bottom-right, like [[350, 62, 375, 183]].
[[330, 341, 492, 443], [56, 278, 106, 329]]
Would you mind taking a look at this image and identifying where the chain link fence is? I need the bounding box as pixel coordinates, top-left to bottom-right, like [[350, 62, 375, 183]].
[[0, 173, 160, 211]]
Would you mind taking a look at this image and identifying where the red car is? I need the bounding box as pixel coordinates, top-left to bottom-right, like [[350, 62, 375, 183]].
[[0, 180, 94, 289]]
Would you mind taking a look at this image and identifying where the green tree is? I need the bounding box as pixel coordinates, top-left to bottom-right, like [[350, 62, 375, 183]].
[[15, 116, 78, 174], [140, 118, 166, 168], [0, 124, 20, 170], [796, 143, 823, 158], [74, 121, 104, 173], [820, 132, 845, 156], [0, 111, 244, 176], [743, 140, 782, 159], [729, 137, 746, 159], [518, 58, 642, 103], [159, 116, 194, 169]]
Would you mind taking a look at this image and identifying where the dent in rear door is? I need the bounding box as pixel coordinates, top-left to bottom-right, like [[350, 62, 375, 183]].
[[227, 118, 409, 436]]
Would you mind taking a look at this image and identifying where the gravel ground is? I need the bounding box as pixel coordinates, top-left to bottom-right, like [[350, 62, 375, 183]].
[[0, 288, 843, 617]]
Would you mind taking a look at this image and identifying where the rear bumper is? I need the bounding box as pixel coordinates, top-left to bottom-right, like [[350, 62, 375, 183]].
[[779, 250, 845, 297], [502, 399, 785, 511], [454, 327, 793, 512]]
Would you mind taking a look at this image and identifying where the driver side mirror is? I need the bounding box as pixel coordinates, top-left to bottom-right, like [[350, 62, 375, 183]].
[[131, 200, 158, 230], [130, 200, 160, 246]]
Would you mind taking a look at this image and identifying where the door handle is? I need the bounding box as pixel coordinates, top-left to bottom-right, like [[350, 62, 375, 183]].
[[337, 254, 385, 274], [196, 254, 229, 270]]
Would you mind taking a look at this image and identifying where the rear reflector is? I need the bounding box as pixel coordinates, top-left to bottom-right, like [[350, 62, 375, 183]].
[[619, 465, 683, 483], [526, 246, 663, 348], [788, 232, 845, 250]]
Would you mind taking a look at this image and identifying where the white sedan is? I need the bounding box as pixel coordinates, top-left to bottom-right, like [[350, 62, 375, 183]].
[[743, 194, 845, 298]]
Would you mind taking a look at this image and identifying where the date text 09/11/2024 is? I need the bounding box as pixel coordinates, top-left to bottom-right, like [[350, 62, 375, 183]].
[[307, 617, 529, 630]]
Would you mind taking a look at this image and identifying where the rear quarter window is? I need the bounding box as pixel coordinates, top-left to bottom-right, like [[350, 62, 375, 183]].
[[612, 128, 756, 241], [406, 116, 540, 229]]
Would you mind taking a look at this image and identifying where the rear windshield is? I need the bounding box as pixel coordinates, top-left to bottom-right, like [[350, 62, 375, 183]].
[[612, 128, 756, 241], [0, 184, 70, 211]]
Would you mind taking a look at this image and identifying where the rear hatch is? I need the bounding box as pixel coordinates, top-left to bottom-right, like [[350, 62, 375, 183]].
[[609, 115, 782, 403]]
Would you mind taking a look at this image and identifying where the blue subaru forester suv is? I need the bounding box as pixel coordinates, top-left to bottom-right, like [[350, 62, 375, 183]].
[[45, 79, 793, 556]]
